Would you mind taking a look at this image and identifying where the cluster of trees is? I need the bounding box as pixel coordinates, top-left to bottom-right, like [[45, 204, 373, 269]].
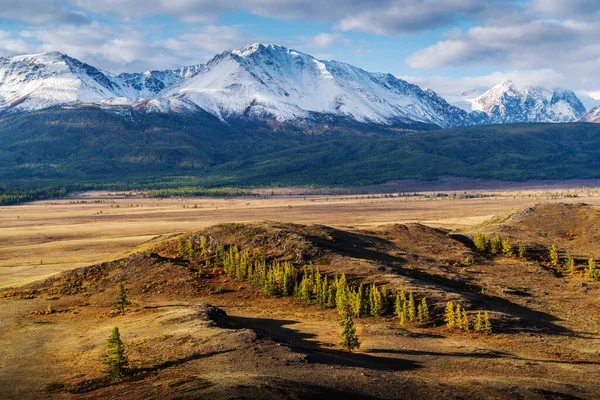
[[473, 233, 526, 258], [548, 244, 598, 279], [474, 234, 599, 281], [146, 187, 252, 199], [444, 301, 492, 334], [394, 289, 430, 326], [0, 186, 69, 206]]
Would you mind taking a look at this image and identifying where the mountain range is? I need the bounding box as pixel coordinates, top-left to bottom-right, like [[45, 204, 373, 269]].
[[0, 43, 597, 129]]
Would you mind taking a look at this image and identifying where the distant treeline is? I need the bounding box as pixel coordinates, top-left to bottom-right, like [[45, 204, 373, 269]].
[[145, 187, 253, 198], [0, 186, 70, 206]]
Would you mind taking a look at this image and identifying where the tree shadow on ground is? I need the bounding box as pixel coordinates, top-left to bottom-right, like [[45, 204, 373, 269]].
[[228, 315, 420, 373]]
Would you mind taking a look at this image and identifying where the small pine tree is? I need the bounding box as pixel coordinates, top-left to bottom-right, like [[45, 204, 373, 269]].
[[46, 303, 54, 315], [444, 301, 455, 328], [586, 258, 598, 279], [103, 327, 128, 378], [454, 304, 462, 329], [473, 311, 483, 332], [490, 235, 502, 255], [549, 244, 560, 267], [177, 237, 185, 259], [518, 244, 528, 259], [407, 292, 416, 321], [501, 238, 514, 257], [200, 236, 209, 267], [417, 297, 430, 323], [300, 276, 312, 303], [339, 314, 360, 352], [187, 238, 195, 263], [565, 250, 575, 274], [116, 282, 129, 315], [461, 309, 469, 332], [473, 233, 488, 252], [482, 312, 492, 334], [394, 293, 405, 326], [335, 274, 349, 315]]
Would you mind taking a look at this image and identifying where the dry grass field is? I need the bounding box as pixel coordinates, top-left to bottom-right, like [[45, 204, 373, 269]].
[[3, 183, 600, 399], [2, 184, 600, 289]]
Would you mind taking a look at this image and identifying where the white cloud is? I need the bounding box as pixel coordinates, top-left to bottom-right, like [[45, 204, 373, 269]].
[[405, 19, 600, 70]]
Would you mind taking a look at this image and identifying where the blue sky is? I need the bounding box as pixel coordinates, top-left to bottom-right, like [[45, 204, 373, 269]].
[[0, 0, 599, 101]]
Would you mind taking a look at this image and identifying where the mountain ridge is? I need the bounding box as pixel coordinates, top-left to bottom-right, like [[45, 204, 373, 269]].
[[0, 45, 596, 128]]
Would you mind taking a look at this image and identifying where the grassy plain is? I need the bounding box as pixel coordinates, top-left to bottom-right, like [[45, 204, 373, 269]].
[[2, 183, 600, 289], [3, 182, 600, 399]]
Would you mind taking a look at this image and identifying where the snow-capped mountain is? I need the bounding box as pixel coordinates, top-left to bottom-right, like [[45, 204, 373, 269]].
[[0, 51, 122, 113], [113, 67, 201, 99], [446, 88, 487, 112], [0, 46, 596, 128], [471, 81, 586, 124], [159, 44, 472, 128], [0, 51, 199, 114], [582, 105, 600, 123]]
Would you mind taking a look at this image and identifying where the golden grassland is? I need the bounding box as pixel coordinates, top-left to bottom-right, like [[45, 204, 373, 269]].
[[2, 186, 600, 289]]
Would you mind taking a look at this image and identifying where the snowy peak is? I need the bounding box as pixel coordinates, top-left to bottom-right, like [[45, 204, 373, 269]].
[[472, 80, 586, 123], [0, 51, 121, 113], [583, 105, 600, 123], [160, 43, 472, 128]]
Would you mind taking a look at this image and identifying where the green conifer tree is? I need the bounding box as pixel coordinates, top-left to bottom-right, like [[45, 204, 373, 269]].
[[335, 274, 349, 315], [103, 327, 128, 378], [116, 282, 129, 315], [339, 314, 360, 352], [187, 238, 195, 264], [177, 237, 185, 259], [549, 244, 560, 267], [454, 304, 462, 329], [417, 298, 430, 323], [490, 235, 502, 255], [300, 275, 312, 303], [473, 233, 488, 252], [407, 292, 416, 321], [46, 303, 54, 315], [502, 238, 514, 257], [518, 244, 528, 259]]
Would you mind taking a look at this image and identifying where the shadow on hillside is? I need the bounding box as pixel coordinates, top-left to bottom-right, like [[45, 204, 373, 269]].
[[303, 228, 580, 338], [304, 228, 406, 265], [229, 315, 420, 372], [366, 348, 600, 366]]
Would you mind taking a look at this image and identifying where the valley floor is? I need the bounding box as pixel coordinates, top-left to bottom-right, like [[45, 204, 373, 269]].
[[2, 183, 600, 399]]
